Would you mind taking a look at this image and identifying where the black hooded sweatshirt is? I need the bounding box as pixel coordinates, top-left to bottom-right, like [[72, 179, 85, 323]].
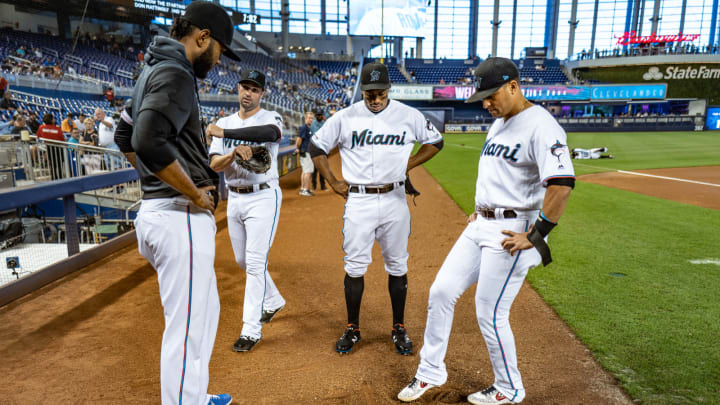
[[126, 36, 218, 199]]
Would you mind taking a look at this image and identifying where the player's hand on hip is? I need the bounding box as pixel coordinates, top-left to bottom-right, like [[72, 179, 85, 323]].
[[467, 211, 478, 223], [191, 185, 216, 214], [206, 124, 224, 138], [330, 180, 349, 199], [234, 145, 252, 160], [501, 227, 534, 256]]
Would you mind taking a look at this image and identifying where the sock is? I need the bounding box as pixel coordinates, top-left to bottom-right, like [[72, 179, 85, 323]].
[[388, 274, 408, 325], [344, 274, 364, 326]]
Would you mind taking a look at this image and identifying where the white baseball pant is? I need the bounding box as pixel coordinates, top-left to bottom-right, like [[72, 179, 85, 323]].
[[135, 197, 219, 405], [416, 211, 541, 404]]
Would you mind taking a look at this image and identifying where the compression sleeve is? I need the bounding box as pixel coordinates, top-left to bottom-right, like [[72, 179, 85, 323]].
[[114, 119, 134, 153], [131, 109, 177, 173], [309, 142, 327, 158], [222, 124, 281, 143]]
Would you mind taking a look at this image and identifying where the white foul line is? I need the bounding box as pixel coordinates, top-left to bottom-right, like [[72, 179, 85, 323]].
[[617, 170, 720, 188]]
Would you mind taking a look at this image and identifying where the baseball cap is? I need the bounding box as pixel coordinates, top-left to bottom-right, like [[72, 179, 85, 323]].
[[239, 69, 266, 88], [360, 62, 391, 91], [465, 57, 520, 103], [181, 1, 241, 61]]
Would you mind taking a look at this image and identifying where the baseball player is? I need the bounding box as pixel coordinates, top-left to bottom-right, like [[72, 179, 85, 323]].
[[205, 69, 286, 353], [397, 58, 575, 404], [571, 147, 614, 159], [309, 62, 444, 355], [113, 3, 238, 404]]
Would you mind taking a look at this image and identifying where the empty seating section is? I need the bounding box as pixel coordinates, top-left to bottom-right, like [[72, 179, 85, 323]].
[[514, 59, 569, 84], [402, 58, 475, 84]]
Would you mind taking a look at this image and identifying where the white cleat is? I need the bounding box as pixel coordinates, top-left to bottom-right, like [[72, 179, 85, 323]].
[[467, 385, 516, 404], [397, 377, 438, 402]]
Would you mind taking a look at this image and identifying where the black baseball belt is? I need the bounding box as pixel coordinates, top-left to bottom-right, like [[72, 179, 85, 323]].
[[476, 208, 517, 219], [348, 181, 404, 194], [229, 183, 270, 194]]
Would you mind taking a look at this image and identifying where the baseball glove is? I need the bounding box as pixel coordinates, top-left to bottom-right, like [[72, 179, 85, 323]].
[[405, 175, 420, 205], [236, 146, 272, 174]]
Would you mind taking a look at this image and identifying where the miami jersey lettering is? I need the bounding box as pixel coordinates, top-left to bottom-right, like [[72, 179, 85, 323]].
[[475, 105, 575, 210], [311, 99, 442, 185]]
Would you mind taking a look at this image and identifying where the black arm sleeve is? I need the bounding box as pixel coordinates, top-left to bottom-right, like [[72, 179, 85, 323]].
[[222, 124, 281, 143], [546, 177, 575, 189], [114, 118, 134, 153], [308, 142, 327, 158], [131, 109, 177, 173], [429, 139, 444, 151]]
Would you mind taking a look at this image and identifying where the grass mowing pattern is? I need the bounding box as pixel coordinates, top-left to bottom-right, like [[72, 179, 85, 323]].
[[422, 131, 720, 405]]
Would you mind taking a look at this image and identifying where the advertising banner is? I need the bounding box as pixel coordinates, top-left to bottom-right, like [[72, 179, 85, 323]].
[[590, 84, 667, 100], [444, 124, 490, 133], [522, 85, 591, 101], [706, 107, 720, 130], [389, 85, 434, 100], [349, 0, 429, 37], [433, 86, 476, 101]]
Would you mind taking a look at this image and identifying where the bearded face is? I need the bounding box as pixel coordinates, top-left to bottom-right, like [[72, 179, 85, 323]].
[[194, 39, 219, 79]]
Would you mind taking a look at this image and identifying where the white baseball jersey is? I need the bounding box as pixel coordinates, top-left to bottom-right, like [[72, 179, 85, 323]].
[[475, 105, 575, 210], [208, 109, 283, 186], [311, 99, 443, 185]]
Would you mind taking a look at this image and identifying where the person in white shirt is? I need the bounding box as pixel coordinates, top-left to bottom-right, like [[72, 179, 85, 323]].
[[398, 58, 575, 405], [206, 69, 286, 353], [310, 62, 443, 355], [94, 108, 121, 171]]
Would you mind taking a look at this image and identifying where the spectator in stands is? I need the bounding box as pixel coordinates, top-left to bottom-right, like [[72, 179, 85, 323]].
[[0, 92, 17, 111], [68, 128, 81, 144], [0, 74, 8, 98], [95, 108, 121, 169], [37, 113, 66, 180], [74, 113, 86, 132], [61, 112, 76, 133], [104, 87, 115, 103], [27, 111, 40, 133], [10, 113, 29, 136], [81, 118, 98, 146]]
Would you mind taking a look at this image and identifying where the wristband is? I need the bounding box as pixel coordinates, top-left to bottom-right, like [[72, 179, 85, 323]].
[[533, 214, 556, 237]]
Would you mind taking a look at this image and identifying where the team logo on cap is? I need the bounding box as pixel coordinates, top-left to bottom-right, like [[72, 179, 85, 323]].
[[474, 77, 482, 89], [370, 70, 381, 81], [502, 75, 509, 80], [249, 71, 259, 79]]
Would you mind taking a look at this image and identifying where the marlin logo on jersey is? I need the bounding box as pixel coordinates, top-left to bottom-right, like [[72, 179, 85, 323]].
[[351, 129, 406, 148], [551, 140, 567, 168], [482, 141, 521, 162]]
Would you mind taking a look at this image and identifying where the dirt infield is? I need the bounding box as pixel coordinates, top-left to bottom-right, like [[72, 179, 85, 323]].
[[0, 155, 632, 404], [579, 166, 720, 210]]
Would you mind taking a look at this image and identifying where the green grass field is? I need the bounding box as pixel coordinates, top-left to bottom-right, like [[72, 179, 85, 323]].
[[423, 131, 720, 404]]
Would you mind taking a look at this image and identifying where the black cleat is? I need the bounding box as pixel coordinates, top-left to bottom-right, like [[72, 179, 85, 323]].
[[392, 323, 413, 355], [336, 324, 361, 354], [260, 304, 284, 324], [233, 335, 260, 352]]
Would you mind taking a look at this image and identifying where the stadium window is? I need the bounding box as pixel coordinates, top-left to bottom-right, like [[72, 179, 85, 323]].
[[684, 0, 715, 49], [435, 0, 470, 59], [658, 0, 683, 36], [592, 0, 628, 52], [556, 0, 596, 58]]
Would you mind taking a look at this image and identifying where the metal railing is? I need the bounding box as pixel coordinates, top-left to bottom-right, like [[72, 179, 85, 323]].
[[2, 136, 141, 202]]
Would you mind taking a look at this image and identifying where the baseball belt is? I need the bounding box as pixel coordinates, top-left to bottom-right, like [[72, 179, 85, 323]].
[[476, 208, 517, 219], [348, 182, 404, 194], [229, 183, 270, 194]]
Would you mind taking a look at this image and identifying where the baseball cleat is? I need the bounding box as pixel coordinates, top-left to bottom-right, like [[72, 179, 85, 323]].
[[335, 324, 361, 353], [208, 393, 232, 405], [232, 335, 260, 352], [260, 304, 284, 324], [467, 386, 515, 404], [392, 323, 413, 355], [397, 377, 438, 402]]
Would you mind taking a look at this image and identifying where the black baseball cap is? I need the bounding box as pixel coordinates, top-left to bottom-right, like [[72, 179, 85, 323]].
[[360, 62, 391, 91], [239, 69, 265, 88], [465, 57, 520, 103], [181, 1, 241, 61]]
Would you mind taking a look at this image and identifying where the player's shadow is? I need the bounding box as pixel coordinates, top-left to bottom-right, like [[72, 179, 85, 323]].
[[1, 264, 155, 356]]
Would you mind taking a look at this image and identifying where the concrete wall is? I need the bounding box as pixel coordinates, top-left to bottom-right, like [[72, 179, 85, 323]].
[[252, 32, 382, 62]]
